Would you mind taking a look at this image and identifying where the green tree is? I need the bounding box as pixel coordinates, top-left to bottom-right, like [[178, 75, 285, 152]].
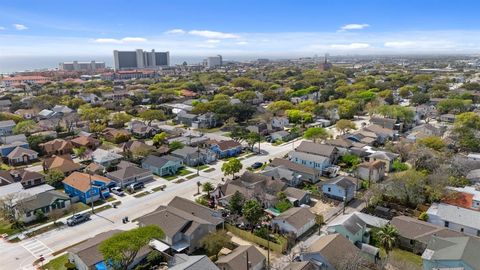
[[111, 112, 132, 127], [45, 169, 65, 188], [315, 214, 324, 235], [417, 136, 445, 151], [376, 224, 398, 256], [139, 109, 166, 126], [78, 105, 109, 124], [335, 119, 356, 134], [410, 92, 430, 105], [242, 199, 263, 226], [100, 225, 164, 270], [168, 141, 184, 151], [73, 147, 87, 159], [152, 132, 168, 148], [228, 191, 245, 215], [453, 112, 480, 151], [437, 99, 471, 114], [221, 158, 243, 179], [200, 230, 231, 259], [13, 120, 37, 135], [303, 127, 329, 143], [202, 182, 214, 196], [388, 170, 427, 207], [267, 100, 294, 114], [245, 132, 261, 151]]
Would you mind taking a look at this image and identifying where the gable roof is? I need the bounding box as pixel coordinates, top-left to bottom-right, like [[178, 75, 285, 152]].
[[269, 158, 319, 176], [169, 254, 219, 270], [212, 140, 242, 151], [70, 136, 100, 146], [68, 230, 122, 267], [0, 171, 14, 186], [7, 147, 38, 159], [216, 245, 265, 269], [423, 236, 480, 269], [368, 151, 399, 161], [19, 190, 69, 212], [39, 139, 72, 153], [324, 176, 356, 189], [62, 172, 111, 192], [288, 151, 330, 164], [92, 149, 123, 163], [427, 203, 480, 230], [43, 155, 82, 173], [107, 164, 151, 180], [142, 154, 177, 168], [0, 120, 15, 128], [274, 207, 315, 231], [296, 141, 336, 157], [391, 216, 463, 245], [168, 196, 223, 226], [307, 234, 359, 265]]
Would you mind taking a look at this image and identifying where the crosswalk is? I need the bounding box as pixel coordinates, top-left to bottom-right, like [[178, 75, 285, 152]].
[[21, 238, 52, 259]]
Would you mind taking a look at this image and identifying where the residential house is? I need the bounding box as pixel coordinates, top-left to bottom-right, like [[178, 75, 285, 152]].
[[301, 234, 361, 270], [370, 117, 402, 131], [70, 136, 100, 149], [52, 105, 73, 115], [192, 113, 217, 129], [284, 187, 311, 206], [0, 99, 12, 111], [357, 160, 386, 183], [270, 130, 295, 142], [467, 153, 480, 161], [288, 151, 332, 173], [321, 176, 356, 202], [121, 140, 155, 156], [439, 113, 456, 123], [171, 146, 217, 167], [216, 245, 266, 270], [128, 121, 158, 138], [422, 236, 480, 270], [391, 216, 463, 254], [0, 120, 15, 136], [62, 172, 113, 204], [269, 158, 322, 184], [142, 154, 183, 176], [295, 141, 339, 163], [102, 128, 131, 143], [0, 141, 30, 157], [326, 212, 388, 245], [209, 140, 242, 159], [6, 147, 38, 165], [412, 123, 445, 137], [39, 139, 73, 156], [11, 169, 46, 189], [262, 166, 303, 187], [367, 151, 399, 172], [68, 230, 151, 270], [0, 171, 14, 186], [137, 196, 223, 253], [426, 202, 480, 237], [444, 186, 480, 210], [106, 161, 153, 188], [363, 124, 397, 143], [84, 163, 105, 175], [16, 190, 70, 223], [176, 112, 198, 127], [247, 122, 269, 136], [466, 169, 480, 184], [168, 254, 219, 270], [91, 148, 123, 167], [43, 155, 82, 175], [271, 117, 289, 130], [271, 207, 315, 238], [283, 261, 318, 270], [0, 134, 27, 144], [324, 138, 353, 156]]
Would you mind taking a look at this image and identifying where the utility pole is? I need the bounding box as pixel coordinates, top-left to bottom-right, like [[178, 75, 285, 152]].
[[196, 144, 200, 176], [267, 232, 270, 270], [246, 251, 250, 270], [89, 173, 94, 214]]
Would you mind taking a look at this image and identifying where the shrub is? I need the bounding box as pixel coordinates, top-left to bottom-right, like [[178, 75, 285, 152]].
[[392, 160, 409, 172], [418, 212, 429, 221]]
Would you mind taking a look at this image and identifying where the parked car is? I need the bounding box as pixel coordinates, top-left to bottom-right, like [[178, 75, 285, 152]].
[[67, 213, 91, 226], [128, 182, 144, 192], [250, 162, 263, 169], [111, 186, 124, 196]]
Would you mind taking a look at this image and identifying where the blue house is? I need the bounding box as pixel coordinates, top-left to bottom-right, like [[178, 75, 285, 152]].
[[142, 155, 183, 176], [62, 172, 113, 204], [0, 120, 15, 136], [0, 141, 29, 157], [322, 176, 356, 202], [422, 235, 480, 270], [209, 140, 242, 159]]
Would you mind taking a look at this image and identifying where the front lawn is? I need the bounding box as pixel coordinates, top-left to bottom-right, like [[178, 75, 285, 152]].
[[178, 168, 193, 176], [133, 191, 150, 198], [41, 254, 69, 270], [0, 218, 21, 236], [203, 168, 215, 173], [162, 174, 178, 181], [390, 249, 422, 268]]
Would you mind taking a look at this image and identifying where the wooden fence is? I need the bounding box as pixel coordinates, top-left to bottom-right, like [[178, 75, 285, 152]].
[[225, 224, 287, 253]]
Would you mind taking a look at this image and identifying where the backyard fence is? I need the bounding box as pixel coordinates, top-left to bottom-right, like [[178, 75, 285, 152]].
[[225, 224, 287, 253]]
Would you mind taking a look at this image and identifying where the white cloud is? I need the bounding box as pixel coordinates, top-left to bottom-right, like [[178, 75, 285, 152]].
[[236, 41, 248, 45], [384, 41, 416, 48], [94, 37, 147, 44], [165, 29, 186, 35], [188, 30, 240, 39], [206, 39, 221, 44], [330, 43, 371, 49], [340, 23, 369, 31], [13, 24, 28, 30], [0, 26, 5, 30], [121, 37, 147, 43]]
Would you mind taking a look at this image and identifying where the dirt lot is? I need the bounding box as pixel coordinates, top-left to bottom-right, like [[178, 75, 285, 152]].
[[308, 198, 339, 216], [227, 233, 283, 262]]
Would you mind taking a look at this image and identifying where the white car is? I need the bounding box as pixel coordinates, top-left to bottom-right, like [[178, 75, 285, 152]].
[[111, 187, 124, 196]]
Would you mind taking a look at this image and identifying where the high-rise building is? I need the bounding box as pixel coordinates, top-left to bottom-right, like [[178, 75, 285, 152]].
[[206, 55, 222, 68], [59, 61, 105, 71], [113, 49, 170, 70]]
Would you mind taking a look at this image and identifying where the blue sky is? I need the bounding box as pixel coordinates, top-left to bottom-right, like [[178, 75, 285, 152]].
[[1, 0, 480, 58]]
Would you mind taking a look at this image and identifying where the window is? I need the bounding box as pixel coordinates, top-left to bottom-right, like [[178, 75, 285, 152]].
[[327, 187, 331, 192], [461, 228, 464, 232], [26, 211, 31, 217], [477, 230, 480, 237], [444, 221, 449, 228]]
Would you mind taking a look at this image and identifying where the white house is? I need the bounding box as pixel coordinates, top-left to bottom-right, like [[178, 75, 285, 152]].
[[271, 207, 315, 238], [426, 203, 480, 237]]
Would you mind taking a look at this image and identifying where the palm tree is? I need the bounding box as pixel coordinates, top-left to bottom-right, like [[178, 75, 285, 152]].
[[376, 224, 398, 256]]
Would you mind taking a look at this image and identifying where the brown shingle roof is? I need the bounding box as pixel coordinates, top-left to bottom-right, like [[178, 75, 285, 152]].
[[391, 216, 463, 244], [43, 155, 82, 173], [274, 207, 315, 231], [39, 139, 72, 153], [296, 141, 336, 157], [62, 172, 111, 192], [307, 234, 359, 266], [216, 245, 265, 269]]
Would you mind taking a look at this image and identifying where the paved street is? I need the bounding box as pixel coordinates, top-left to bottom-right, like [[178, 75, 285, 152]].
[[1, 138, 303, 270]]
